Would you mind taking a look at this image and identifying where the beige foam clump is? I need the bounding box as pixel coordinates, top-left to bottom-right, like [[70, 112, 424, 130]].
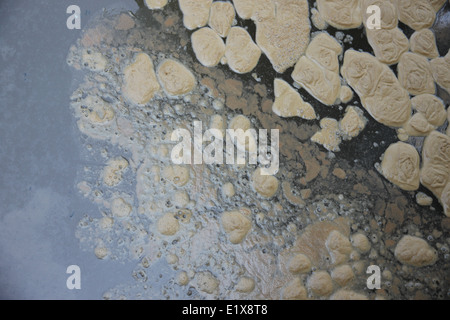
[[288, 254, 312, 274], [222, 182, 235, 198], [339, 106, 367, 140], [174, 209, 192, 224], [416, 192, 433, 207], [248, 0, 275, 21], [292, 56, 340, 106], [316, 0, 362, 29], [341, 50, 383, 97], [228, 114, 257, 152], [441, 183, 450, 216], [196, 271, 219, 294], [366, 28, 409, 65], [255, 0, 310, 73], [232, 0, 253, 19], [230, 0, 310, 73], [272, 78, 316, 120], [162, 165, 190, 187], [78, 95, 115, 124], [81, 49, 107, 72], [330, 289, 368, 300], [400, 93, 447, 137], [430, 50, 450, 94], [123, 53, 160, 105], [307, 271, 333, 297], [123, 53, 160, 104], [311, 118, 342, 152], [352, 261, 366, 275], [252, 168, 279, 198], [179, 0, 213, 30], [349, 250, 360, 262], [310, 8, 327, 30], [351, 233, 371, 254], [235, 277, 255, 293], [397, 0, 436, 31], [111, 197, 132, 218], [410, 29, 439, 59], [361, 79, 411, 126], [306, 32, 342, 73], [381, 142, 420, 191], [191, 27, 225, 67], [221, 209, 252, 244], [166, 253, 178, 264], [94, 247, 109, 259], [447, 108, 450, 136], [290, 218, 350, 268], [224, 27, 261, 74], [99, 217, 114, 229], [341, 50, 411, 127], [429, 0, 447, 12], [229, 114, 250, 131], [398, 52, 435, 96], [420, 131, 450, 216], [103, 157, 129, 187], [157, 59, 196, 96], [210, 114, 225, 137], [157, 213, 180, 236], [394, 235, 438, 267], [325, 230, 352, 266], [209, 1, 235, 38], [332, 168, 346, 180], [411, 94, 447, 127], [282, 181, 306, 206], [282, 277, 308, 300], [173, 191, 190, 208], [397, 128, 409, 141], [340, 86, 353, 104], [115, 13, 135, 30], [331, 264, 354, 287], [403, 113, 435, 137], [144, 0, 168, 9], [177, 271, 189, 286], [293, 29, 342, 109]]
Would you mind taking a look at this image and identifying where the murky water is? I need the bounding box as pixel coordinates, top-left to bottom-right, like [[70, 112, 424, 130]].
[[66, 1, 450, 300]]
